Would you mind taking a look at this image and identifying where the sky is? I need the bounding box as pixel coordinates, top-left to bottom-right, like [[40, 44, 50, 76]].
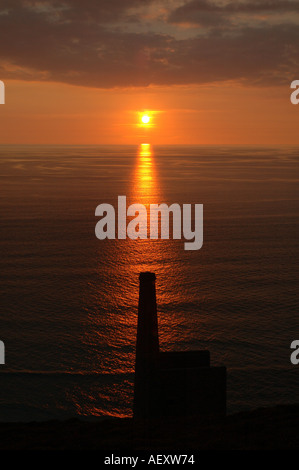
[[0, 0, 299, 145]]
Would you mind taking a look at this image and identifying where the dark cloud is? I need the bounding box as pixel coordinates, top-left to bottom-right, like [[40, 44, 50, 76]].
[[0, 1, 298, 88], [168, 0, 299, 26], [0, 0, 155, 22]]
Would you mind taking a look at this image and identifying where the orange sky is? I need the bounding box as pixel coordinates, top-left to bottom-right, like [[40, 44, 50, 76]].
[[1, 79, 298, 145], [1, 1, 299, 145]]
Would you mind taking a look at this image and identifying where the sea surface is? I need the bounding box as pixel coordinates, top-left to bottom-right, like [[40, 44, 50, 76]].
[[0, 144, 298, 421]]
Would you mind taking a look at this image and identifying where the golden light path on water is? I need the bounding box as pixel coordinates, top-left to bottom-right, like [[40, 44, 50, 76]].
[[133, 143, 158, 201], [121, 143, 182, 313], [135, 143, 154, 196], [81, 144, 186, 418]]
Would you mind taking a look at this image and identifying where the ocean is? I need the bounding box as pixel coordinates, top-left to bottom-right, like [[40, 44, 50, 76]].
[[0, 144, 298, 421]]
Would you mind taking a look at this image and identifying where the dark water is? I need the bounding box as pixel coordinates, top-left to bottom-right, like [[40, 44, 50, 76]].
[[0, 144, 299, 421]]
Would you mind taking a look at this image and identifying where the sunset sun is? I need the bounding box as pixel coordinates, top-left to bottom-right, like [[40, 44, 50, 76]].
[[141, 114, 150, 124]]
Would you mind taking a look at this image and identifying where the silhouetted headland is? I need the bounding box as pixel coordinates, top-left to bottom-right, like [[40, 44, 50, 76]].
[[134, 272, 226, 420], [1, 405, 299, 450]]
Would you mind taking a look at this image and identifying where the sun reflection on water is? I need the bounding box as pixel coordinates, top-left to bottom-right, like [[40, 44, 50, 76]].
[[131, 143, 160, 204], [83, 145, 185, 418]]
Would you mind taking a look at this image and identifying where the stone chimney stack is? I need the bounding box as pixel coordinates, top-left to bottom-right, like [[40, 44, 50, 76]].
[[133, 272, 159, 419]]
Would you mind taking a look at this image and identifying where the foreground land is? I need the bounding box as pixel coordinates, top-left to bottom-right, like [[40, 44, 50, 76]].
[[0, 404, 298, 450]]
